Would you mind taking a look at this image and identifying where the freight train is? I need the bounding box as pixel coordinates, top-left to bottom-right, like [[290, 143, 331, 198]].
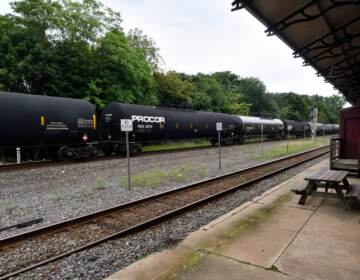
[[0, 92, 339, 161]]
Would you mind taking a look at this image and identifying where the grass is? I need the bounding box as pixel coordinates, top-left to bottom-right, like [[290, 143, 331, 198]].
[[257, 136, 330, 160], [3, 199, 18, 211], [269, 265, 282, 273], [95, 177, 107, 190], [143, 139, 211, 152], [120, 164, 206, 189]]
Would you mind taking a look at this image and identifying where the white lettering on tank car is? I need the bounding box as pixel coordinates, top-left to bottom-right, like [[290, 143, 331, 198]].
[[131, 115, 165, 123], [105, 114, 113, 123], [46, 122, 69, 130]]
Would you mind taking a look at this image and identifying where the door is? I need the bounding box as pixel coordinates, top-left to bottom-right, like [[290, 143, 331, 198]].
[[344, 118, 360, 159]]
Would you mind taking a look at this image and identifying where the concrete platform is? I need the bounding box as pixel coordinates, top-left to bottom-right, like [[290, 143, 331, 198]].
[[105, 159, 360, 280]]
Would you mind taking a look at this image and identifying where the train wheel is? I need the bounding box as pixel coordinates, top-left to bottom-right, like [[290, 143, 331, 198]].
[[87, 145, 98, 158], [102, 144, 114, 156], [58, 146, 75, 161]]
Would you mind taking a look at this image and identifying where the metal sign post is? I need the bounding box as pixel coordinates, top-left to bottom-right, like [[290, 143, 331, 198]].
[[216, 122, 222, 170], [303, 124, 306, 148], [287, 130, 290, 153], [311, 108, 318, 144], [121, 119, 133, 191], [261, 124, 264, 159]]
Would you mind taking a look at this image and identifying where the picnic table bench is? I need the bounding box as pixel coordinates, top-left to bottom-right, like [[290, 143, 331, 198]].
[[292, 169, 360, 211]]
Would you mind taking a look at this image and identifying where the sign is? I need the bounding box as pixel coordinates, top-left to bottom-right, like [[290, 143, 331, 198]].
[[216, 122, 223, 131], [121, 119, 133, 132]]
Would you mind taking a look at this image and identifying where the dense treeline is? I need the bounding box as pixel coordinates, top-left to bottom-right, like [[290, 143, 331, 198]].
[[0, 0, 344, 123]]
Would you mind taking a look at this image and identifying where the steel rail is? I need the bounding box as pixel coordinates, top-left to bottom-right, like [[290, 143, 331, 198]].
[[0, 146, 329, 280]]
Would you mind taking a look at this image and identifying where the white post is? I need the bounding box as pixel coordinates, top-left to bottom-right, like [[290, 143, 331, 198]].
[[16, 147, 21, 164], [311, 108, 318, 145]]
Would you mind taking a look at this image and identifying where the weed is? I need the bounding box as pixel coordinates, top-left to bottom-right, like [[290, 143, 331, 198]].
[[257, 136, 329, 160], [269, 265, 281, 273], [120, 164, 206, 189], [143, 140, 210, 152], [95, 177, 107, 190]]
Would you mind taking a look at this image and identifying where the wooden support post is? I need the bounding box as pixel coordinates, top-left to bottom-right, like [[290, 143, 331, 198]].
[[330, 138, 334, 169], [299, 181, 314, 205], [358, 141, 360, 178]]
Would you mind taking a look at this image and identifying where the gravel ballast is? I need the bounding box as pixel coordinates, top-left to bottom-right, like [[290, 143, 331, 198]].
[[0, 139, 323, 238], [6, 153, 328, 280]]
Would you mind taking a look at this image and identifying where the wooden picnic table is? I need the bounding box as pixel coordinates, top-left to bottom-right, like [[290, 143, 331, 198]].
[[293, 169, 356, 211]]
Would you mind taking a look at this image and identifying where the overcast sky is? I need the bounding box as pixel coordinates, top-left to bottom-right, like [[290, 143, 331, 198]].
[[0, 0, 339, 97]]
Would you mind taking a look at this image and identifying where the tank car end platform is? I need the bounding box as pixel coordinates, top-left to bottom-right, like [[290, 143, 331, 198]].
[[105, 158, 360, 280]]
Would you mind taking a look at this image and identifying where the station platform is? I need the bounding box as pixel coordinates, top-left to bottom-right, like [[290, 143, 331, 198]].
[[106, 159, 360, 280]]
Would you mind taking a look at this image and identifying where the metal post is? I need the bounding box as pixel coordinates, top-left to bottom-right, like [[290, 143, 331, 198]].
[[303, 124, 306, 148], [16, 147, 21, 164], [218, 130, 221, 170], [261, 124, 264, 159], [125, 131, 131, 191], [287, 130, 289, 153]]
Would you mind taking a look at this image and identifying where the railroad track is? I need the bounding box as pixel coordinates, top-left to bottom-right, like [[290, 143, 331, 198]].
[[0, 146, 329, 279], [0, 145, 212, 173], [0, 137, 324, 173]]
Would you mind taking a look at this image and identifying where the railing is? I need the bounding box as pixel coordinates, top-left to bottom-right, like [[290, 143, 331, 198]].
[[330, 136, 341, 169]]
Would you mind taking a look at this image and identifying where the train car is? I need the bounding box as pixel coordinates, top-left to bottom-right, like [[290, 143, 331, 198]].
[[282, 120, 311, 138], [323, 124, 334, 135], [0, 91, 97, 160], [99, 103, 242, 154], [315, 123, 325, 135], [235, 116, 284, 140]]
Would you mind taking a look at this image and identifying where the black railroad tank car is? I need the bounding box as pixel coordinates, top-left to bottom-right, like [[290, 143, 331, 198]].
[[0, 92, 97, 159], [315, 123, 325, 135], [283, 120, 311, 137], [324, 123, 337, 135], [236, 116, 284, 139], [99, 103, 241, 153]]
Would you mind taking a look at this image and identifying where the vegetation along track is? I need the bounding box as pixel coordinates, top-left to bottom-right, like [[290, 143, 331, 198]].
[[0, 146, 329, 279]]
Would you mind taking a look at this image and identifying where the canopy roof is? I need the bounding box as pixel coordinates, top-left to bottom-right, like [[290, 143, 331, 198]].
[[232, 0, 360, 104]]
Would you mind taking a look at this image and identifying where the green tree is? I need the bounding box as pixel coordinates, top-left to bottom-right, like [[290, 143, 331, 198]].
[[237, 77, 275, 116], [0, 0, 156, 108], [127, 28, 163, 72], [88, 30, 157, 107], [154, 71, 192, 107]]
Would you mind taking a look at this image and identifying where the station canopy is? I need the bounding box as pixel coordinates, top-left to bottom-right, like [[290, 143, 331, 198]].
[[231, 0, 360, 105]]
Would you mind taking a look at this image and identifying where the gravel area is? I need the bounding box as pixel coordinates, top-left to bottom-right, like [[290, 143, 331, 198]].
[[0, 140, 326, 239], [9, 154, 328, 280]]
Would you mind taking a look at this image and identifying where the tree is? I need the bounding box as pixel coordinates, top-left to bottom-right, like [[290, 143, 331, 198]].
[[87, 30, 157, 107], [237, 77, 275, 116], [154, 71, 192, 107], [0, 0, 156, 108], [127, 28, 163, 72]]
